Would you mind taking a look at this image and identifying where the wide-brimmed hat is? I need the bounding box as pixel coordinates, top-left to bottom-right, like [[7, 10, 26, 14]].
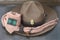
[[1, 1, 58, 36]]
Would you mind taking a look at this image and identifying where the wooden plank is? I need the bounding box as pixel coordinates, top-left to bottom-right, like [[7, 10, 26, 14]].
[[0, 0, 59, 6]]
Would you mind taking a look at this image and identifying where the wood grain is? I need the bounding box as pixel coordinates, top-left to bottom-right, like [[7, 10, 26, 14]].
[[0, 0, 59, 6]]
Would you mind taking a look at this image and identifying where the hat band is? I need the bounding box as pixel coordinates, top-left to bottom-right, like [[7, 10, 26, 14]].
[[21, 20, 45, 27]]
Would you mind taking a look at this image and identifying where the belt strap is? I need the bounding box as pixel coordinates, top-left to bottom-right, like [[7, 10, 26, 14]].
[[19, 25, 24, 33]]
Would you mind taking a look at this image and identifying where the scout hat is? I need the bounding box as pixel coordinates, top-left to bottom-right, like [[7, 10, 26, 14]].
[[1, 1, 58, 36], [19, 1, 58, 36], [20, 1, 45, 27]]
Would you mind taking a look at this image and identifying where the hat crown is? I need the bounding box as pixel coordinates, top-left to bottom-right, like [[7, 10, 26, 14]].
[[21, 1, 45, 26]]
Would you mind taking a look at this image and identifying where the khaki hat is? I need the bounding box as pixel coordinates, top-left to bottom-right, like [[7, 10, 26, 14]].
[[1, 1, 58, 36], [20, 1, 45, 27], [19, 1, 58, 36]]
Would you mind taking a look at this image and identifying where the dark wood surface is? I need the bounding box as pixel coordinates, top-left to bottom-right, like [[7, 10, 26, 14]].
[[0, 0, 59, 6]]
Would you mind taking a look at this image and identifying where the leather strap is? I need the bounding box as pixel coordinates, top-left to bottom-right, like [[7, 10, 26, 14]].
[[19, 25, 24, 33]]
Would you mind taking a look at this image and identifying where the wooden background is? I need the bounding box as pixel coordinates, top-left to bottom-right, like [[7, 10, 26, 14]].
[[0, 0, 60, 6]]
